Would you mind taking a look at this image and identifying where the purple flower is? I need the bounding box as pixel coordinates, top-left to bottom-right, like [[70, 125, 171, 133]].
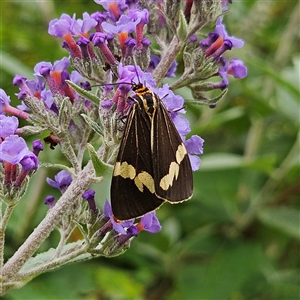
[[171, 114, 191, 137], [91, 32, 117, 65], [199, 32, 219, 49], [0, 89, 11, 112], [102, 15, 138, 35], [34, 56, 70, 81], [91, 11, 109, 31], [34, 61, 62, 95], [0, 115, 19, 138], [16, 101, 30, 112], [148, 55, 177, 78], [217, 57, 247, 89], [128, 9, 149, 26], [34, 62, 52, 77], [80, 81, 92, 91], [94, 0, 127, 21], [126, 226, 139, 237], [102, 14, 140, 55], [20, 152, 38, 172], [48, 14, 88, 58], [0, 135, 30, 164], [118, 63, 156, 91], [34, 57, 78, 102], [82, 189, 97, 211], [136, 212, 162, 233], [48, 13, 97, 38], [104, 200, 134, 234], [124, 37, 136, 57], [48, 13, 78, 38], [44, 195, 56, 208], [46, 170, 72, 192], [95, 0, 126, 11], [218, 63, 230, 89], [101, 100, 113, 109], [154, 84, 184, 111], [141, 37, 151, 48], [77, 12, 98, 35], [222, 0, 233, 11], [215, 17, 244, 48], [189, 34, 198, 43], [185, 135, 205, 171], [14, 75, 45, 100], [32, 139, 44, 157], [201, 17, 244, 58], [227, 58, 248, 78], [41, 90, 58, 113]]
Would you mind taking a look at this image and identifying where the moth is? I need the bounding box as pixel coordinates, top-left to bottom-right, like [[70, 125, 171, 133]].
[[111, 82, 193, 220]]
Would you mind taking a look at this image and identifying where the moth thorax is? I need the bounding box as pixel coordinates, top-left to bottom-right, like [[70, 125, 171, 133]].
[[135, 86, 151, 95], [141, 93, 157, 117]]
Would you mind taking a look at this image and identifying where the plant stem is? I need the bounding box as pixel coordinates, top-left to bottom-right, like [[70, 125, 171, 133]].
[[0, 203, 17, 295], [152, 35, 183, 86], [1, 157, 97, 282]]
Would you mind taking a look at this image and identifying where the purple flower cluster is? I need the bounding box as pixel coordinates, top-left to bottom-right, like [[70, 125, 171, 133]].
[[80, 192, 162, 248], [0, 116, 42, 187], [199, 17, 247, 90], [13, 57, 85, 116], [103, 199, 162, 240]]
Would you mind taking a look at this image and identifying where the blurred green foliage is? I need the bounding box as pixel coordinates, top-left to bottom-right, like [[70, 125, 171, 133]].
[[1, 0, 299, 299]]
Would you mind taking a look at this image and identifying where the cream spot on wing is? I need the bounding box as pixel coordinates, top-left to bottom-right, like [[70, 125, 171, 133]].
[[114, 162, 136, 179], [176, 143, 187, 164], [134, 171, 155, 193], [159, 162, 179, 191]]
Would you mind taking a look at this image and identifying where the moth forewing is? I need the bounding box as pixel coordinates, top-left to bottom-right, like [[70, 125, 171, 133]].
[[152, 101, 193, 202]]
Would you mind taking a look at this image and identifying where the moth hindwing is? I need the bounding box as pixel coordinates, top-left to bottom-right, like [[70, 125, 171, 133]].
[[111, 83, 193, 220]]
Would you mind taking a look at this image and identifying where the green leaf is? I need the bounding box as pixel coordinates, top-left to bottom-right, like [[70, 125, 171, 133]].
[[81, 113, 103, 136], [38, 162, 74, 173], [257, 207, 300, 239], [177, 10, 188, 40], [66, 80, 100, 105], [87, 143, 112, 177], [19, 242, 91, 275], [189, 88, 228, 106], [58, 97, 72, 126]]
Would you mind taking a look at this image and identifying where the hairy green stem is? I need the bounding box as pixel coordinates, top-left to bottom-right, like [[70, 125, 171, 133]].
[[1, 156, 97, 283], [152, 35, 183, 86]]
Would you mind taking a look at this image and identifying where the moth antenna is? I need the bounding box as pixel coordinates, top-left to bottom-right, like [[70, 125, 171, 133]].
[[132, 56, 141, 85], [90, 82, 132, 88]]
